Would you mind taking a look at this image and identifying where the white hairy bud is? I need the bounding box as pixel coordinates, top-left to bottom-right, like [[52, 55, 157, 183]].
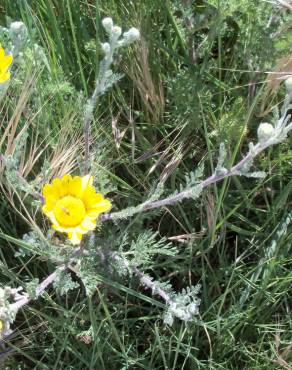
[[102, 17, 113, 33], [111, 26, 122, 38], [105, 69, 113, 78], [257, 123, 275, 144], [10, 21, 25, 32], [101, 42, 110, 56], [284, 76, 292, 96], [123, 27, 140, 43], [9, 21, 27, 41]]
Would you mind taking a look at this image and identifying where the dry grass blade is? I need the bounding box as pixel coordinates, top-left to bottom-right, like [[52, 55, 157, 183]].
[[0, 73, 37, 154], [0, 71, 83, 220], [123, 38, 165, 123], [260, 55, 292, 116], [46, 126, 83, 181]]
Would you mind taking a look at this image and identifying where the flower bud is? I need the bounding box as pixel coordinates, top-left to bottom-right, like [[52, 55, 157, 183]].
[[10, 21, 25, 32], [285, 76, 292, 96], [123, 27, 140, 43], [105, 69, 113, 78], [9, 21, 27, 41], [112, 26, 122, 38], [102, 17, 113, 33], [257, 122, 275, 144], [101, 42, 110, 56]]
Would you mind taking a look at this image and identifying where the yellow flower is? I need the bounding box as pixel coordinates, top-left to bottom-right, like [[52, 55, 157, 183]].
[[42, 174, 111, 245], [0, 44, 13, 84]]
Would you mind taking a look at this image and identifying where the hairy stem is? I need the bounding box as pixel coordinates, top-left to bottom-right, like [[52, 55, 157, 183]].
[[83, 44, 116, 174], [10, 267, 65, 312], [132, 266, 172, 304], [108, 251, 172, 304], [99, 144, 260, 222], [8, 247, 84, 314]]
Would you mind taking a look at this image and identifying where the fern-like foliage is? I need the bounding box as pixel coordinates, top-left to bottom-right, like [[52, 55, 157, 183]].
[[53, 271, 79, 296], [119, 230, 177, 269], [179, 163, 204, 193], [164, 285, 201, 326]]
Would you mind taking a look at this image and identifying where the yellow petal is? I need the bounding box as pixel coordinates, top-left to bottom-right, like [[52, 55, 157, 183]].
[[42, 183, 59, 211], [61, 173, 72, 184], [0, 54, 13, 71], [0, 71, 10, 83], [81, 217, 96, 231], [81, 187, 95, 209], [45, 211, 60, 227], [86, 210, 102, 219], [43, 183, 54, 197], [68, 232, 83, 245], [68, 176, 82, 197], [53, 224, 71, 233], [50, 175, 70, 197], [81, 174, 93, 193], [52, 224, 71, 233], [52, 224, 62, 231], [87, 199, 112, 218], [51, 178, 62, 196], [42, 197, 57, 213], [89, 192, 104, 204], [59, 174, 72, 196], [52, 220, 88, 233], [0, 46, 4, 58]]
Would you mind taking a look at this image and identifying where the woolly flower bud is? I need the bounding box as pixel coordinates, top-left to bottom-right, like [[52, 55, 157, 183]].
[[112, 26, 122, 38], [105, 69, 113, 78], [284, 76, 292, 95], [10, 21, 25, 32], [123, 27, 140, 43], [101, 42, 110, 56], [9, 21, 27, 40], [257, 122, 274, 144], [102, 17, 113, 33]]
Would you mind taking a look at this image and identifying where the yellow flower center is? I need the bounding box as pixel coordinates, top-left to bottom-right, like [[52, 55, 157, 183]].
[[54, 196, 86, 227]]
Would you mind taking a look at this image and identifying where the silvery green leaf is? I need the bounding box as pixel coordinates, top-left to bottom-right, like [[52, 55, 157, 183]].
[[244, 171, 267, 178]]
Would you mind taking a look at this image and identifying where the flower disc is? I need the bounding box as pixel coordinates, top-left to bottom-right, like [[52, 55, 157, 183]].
[[54, 196, 86, 227]]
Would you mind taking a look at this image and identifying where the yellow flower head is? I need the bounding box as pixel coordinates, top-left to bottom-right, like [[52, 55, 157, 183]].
[[42, 174, 112, 245], [0, 44, 13, 84]]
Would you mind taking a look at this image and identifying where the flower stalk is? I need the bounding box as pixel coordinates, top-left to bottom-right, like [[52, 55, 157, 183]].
[[83, 18, 140, 174]]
